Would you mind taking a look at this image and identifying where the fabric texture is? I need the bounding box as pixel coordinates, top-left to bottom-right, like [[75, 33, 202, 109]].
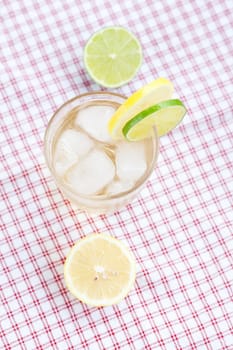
[[1, 0, 233, 349]]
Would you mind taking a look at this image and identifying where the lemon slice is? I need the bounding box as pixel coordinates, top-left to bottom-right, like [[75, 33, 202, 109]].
[[84, 27, 142, 88], [64, 233, 136, 307], [123, 99, 187, 140], [108, 77, 174, 139]]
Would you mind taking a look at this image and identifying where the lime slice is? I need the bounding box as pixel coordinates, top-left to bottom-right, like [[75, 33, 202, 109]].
[[108, 78, 174, 139], [84, 27, 142, 88], [122, 99, 187, 140], [64, 233, 136, 307]]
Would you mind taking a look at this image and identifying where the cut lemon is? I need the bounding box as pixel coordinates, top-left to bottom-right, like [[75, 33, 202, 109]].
[[123, 99, 187, 140], [84, 26, 142, 88], [64, 233, 136, 307], [108, 77, 174, 139]]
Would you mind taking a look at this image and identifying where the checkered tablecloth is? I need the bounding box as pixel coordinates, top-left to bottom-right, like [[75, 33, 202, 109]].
[[1, 0, 233, 349]]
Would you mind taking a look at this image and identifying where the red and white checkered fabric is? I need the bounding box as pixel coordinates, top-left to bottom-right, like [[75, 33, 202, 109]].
[[1, 0, 233, 349]]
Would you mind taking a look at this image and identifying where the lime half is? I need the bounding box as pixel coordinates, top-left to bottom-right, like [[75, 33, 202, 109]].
[[122, 99, 187, 141], [84, 27, 142, 88]]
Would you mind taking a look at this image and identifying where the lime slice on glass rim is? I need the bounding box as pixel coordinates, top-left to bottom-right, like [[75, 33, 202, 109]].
[[122, 99, 187, 141], [84, 26, 142, 88]]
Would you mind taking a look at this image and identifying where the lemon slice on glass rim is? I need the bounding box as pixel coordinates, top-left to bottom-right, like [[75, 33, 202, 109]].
[[108, 77, 187, 141], [108, 77, 174, 139], [64, 233, 136, 307]]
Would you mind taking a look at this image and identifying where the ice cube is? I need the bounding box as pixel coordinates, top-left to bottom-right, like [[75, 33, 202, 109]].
[[115, 141, 147, 183], [75, 105, 116, 143], [54, 129, 94, 176], [106, 179, 134, 195], [66, 149, 115, 195]]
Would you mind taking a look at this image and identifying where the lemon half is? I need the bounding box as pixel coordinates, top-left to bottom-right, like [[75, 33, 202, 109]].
[[64, 233, 136, 307]]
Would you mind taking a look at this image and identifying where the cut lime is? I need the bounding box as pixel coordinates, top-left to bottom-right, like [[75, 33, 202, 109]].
[[84, 27, 142, 88], [108, 78, 174, 139], [122, 99, 187, 141]]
